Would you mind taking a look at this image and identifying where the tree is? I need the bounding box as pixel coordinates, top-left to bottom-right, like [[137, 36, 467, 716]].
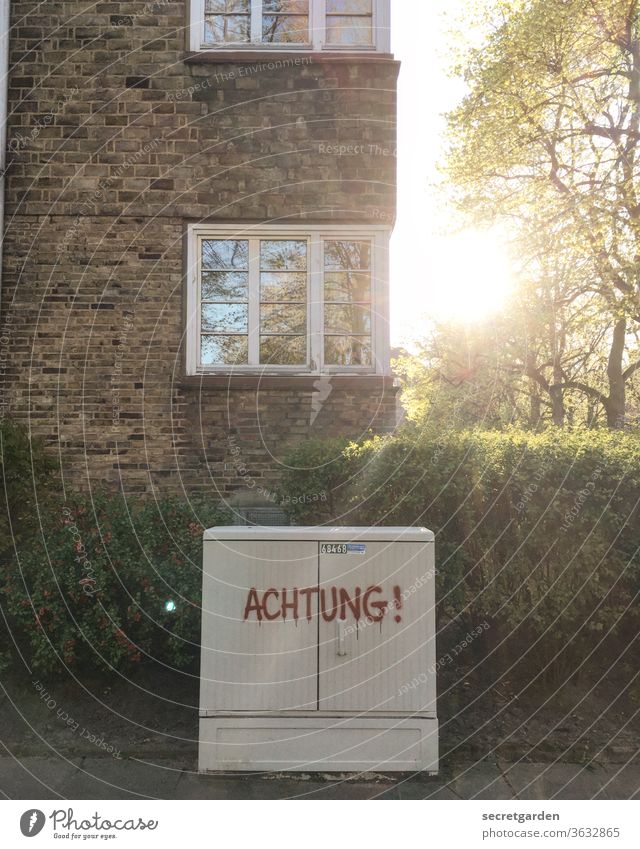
[[395, 318, 533, 430], [507, 221, 618, 427], [395, 287, 613, 431], [447, 0, 640, 427]]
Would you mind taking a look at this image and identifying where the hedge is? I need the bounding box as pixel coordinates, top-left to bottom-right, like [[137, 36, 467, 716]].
[[280, 427, 640, 682], [3, 419, 639, 682], [1, 492, 229, 674]]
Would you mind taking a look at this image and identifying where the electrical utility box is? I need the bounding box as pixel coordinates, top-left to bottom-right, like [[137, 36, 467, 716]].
[[198, 526, 438, 773]]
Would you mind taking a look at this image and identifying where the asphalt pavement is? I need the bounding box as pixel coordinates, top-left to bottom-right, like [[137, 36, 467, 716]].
[[1, 755, 638, 800]]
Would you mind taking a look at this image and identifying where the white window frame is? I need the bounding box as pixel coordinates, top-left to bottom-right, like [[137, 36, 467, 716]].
[[185, 222, 391, 376], [188, 0, 391, 53]]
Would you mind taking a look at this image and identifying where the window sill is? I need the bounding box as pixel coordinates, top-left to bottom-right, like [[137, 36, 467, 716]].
[[184, 50, 398, 67], [178, 374, 400, 391]]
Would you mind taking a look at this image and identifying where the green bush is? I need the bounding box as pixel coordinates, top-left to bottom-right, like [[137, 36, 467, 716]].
[[0, 420, 57, 557], [281, 426, 640, 682], [279, 435, 363, 521], [1, 493, 229, 674]]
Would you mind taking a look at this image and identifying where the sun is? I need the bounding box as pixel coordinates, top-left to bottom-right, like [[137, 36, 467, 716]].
[[392, 229, 515, 343], [426, 230, 514, 323]]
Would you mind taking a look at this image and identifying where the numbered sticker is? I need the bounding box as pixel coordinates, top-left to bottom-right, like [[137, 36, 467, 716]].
[[320, 543, 367, 554], [321, 543, 348, 554]]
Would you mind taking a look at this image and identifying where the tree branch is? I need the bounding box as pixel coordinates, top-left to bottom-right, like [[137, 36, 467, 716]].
[[557, 381, 608, 405], [623, 359, 640, 381]]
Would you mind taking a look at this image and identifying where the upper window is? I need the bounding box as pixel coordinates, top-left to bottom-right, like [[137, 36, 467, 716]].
[[186, 224, 390, 375], [189, 0, 390, 52]]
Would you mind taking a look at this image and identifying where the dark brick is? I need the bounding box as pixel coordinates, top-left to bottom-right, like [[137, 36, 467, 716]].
[[125, 76, 150, 89]]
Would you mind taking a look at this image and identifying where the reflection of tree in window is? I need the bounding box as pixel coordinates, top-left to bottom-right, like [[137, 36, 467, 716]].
[[201, 335, 248, 365], [201, 239, 249, 366], [197, 233, 378, 370], [202, 0, 376, 47], [324, 240, 372, 367], [202, 239, 248, 269], [204, 0, 251, 43], [260, 239, 307, 366], [262, 0, 309, 43]]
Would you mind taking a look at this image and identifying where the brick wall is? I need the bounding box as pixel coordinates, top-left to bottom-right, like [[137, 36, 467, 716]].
[[2, 2, 400, 500]]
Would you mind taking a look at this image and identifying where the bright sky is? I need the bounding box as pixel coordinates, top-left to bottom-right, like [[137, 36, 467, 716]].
[[390, 0, 514, 345]]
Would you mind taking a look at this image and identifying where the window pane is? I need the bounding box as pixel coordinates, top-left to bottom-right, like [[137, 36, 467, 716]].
[[261, 271, 307, 302], [263, 0, 309, 11], [324, 336, 372, 366], [202, 239, 248, 270], [205, 0, 249, 12], [324, 271, 370, 302], [260, 335, 307, 365], [204, 14, 250, 43], [260, 239, 307, 270], [326, 15, 372, 45], [201, 335, 249, 365], [262, 15, 309, 43], [323, 240, 373, 366], [261, 304, 307, 334], [324, 240, 371, 271], [202, 271, 248, 301], [324, 304, 371, 335], [202, 304, 248, 333], [326, 0, 371, 11]]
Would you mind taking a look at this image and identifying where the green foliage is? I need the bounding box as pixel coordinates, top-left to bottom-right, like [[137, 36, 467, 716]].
[[279, 436, 369, 524], [281, 426, 640, 680], [394, 322, 528, 430], [1, 493, 229, 674], [0, 420, 57, 556]]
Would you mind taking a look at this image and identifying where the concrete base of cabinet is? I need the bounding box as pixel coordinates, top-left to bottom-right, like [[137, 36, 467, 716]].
[[198, 714, 439, 774]]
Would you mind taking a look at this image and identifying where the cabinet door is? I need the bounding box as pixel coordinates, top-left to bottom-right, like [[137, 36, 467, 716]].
[[200, 540, 318, 712], [318, 541, 436, 713]]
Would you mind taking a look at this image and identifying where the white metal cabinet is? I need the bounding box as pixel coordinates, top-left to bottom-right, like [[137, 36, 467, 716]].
[[199, 527, 438, 773]]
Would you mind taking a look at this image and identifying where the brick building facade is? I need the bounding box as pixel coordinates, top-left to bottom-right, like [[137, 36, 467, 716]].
[[1, 1, 400, 502]]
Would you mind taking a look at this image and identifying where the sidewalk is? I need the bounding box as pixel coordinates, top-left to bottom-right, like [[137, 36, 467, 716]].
[[1, 755, 638, 800]]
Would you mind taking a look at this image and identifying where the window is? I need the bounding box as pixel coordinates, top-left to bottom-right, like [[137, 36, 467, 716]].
[[189, 0, 390, 52], [186, 224, 390, 374]]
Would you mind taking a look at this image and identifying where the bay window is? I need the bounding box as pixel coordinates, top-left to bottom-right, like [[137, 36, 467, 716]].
[[189, 0, 390, 52], [186, 224, 390, 375]]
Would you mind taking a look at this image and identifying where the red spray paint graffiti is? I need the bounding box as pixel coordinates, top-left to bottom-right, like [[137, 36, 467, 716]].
[[242, 586, 403, 623]]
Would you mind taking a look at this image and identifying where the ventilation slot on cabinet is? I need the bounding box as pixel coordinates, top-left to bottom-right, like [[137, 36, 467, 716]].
[[236, 506, 290, 527]]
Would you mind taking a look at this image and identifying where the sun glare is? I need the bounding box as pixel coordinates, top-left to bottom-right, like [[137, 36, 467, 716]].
[[392, 230, 515, 343], [425, 231, 514, 324]]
